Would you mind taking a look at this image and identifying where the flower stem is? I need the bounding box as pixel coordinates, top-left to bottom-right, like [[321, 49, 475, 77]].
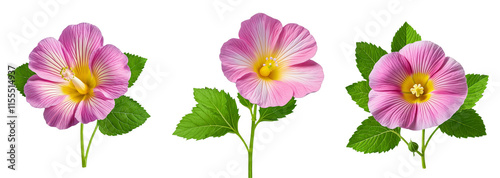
[[80, 123, 99, 168], [85, 124, 99, 164], [394, 127, 442, 169], [248, 104, 258, 178], [80, 124, 86, 168], [390, 130, 422, 156], [425, 127, 439, 148], [421, 129, 426, 169]]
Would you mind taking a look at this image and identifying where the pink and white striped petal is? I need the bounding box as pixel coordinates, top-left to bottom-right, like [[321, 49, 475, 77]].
[[75, 91, 115, 124], [369, 52, 413, 92], [399, 41, 446, 75], [220, 38, 258, 82], [44, 98, 79, 130], [274, 24, 317, 66], [368, 90, 418, 129], [413, 92, 466, 130], [24, 75, 67, 108], [29, 37, 72, 82], [280, 60, 324, 98], [236, 73, 293, 108], [239, 13, 282, 58], [430, 57, 468, 96], [89, 45, 130, 100], [59, 23, 103, 68]]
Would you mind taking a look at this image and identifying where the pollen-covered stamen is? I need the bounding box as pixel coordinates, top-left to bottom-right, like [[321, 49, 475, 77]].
[[259, 57, 279, 77], [60, 67, 88, 95], [60, 67, 74, 81], [410, 84, 424, 97]]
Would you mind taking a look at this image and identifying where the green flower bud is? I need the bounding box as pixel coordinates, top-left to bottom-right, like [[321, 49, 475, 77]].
[[408, 141, 419, 152]]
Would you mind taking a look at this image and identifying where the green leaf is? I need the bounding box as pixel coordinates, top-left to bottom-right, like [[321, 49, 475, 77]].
[[258, 97, 296, 123], [125, 53, 147, 88], [237, 93, 253, 109], [173, 88, 240, 140], [97, 96, 150, 136], [346, 81, 371, 112], [391, 22, 422, 52], [439, 109, 486, 138], [355, 42, 388, 80], [13, 63, 36, 97], [347, 117, 401, 153], [460, 74, 488, 110]]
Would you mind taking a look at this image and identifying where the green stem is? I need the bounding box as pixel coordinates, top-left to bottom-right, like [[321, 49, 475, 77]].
[[393, 127, 440, 169], [84, 124, 99, 163], [421, 129, 426, 169], [390, 130, 423, 156], [80, 124, 86, 168], [80, 123, 99, 168], [237, 133, 249, 151], [248, 104, 258, 178], [425, 127, 439, 148], [390, 130, 409, 145]]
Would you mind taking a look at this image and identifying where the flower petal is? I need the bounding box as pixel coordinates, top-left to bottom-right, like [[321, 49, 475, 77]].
[[75, 91, 115, 124], [90, 45, 130, 99], [236, 73, 293, 108], [59, 23, 103, 69], [274, 23, 317, 66], [368, 90, 417, 129], [369, 52, 413, 92], [24, 75, 67, 108], [413, 92, 465, 130], [430, 57, 468, 96], [279, 60, 324, 98], [44, 98, 79, 129], [29, 37, 72, 82], [239, 13, 282, 58], [399, 41, 446, 75], [220, 38, 257, 82]]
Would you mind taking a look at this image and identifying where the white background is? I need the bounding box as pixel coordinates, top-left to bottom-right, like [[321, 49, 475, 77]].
[[1, 0, 499, 177]]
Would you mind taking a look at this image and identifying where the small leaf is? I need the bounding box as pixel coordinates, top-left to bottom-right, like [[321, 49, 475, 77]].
[[125, 53, 147, 88], [173, 88, 240, 140], [237, 93, 253, 109], [13, 63, 36, 97], [391, 22, 422, 52], [258, 97, 296, 123], [98, 96, 150, 136], [346, 81, 371, 112], [460, 74, 488, 110], [355, 42, 388, 80], [439, 109, 486, 138], [347, 117, 401, 154]]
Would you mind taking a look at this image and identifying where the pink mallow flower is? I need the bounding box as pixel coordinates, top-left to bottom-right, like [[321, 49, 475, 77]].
[[25, 23, 130, 129], [368, 41, 467, 130], [220, 13, 324, 108]]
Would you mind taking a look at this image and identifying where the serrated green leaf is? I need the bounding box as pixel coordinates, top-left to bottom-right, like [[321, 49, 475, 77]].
[[173, 88, 240, 140], [460, 74, 488, 110], [98, 96, 150, 136], [13, 63, 36, 97], [439, 109, 486, 138], [125, 53, 147, 88], [347, 117, 401, 153], [355, 42, 388, 80], [237, 93, 253, 109], [258, 97, 296, 123], [346, 81, 371, 112], [391, 22, 422, 52]]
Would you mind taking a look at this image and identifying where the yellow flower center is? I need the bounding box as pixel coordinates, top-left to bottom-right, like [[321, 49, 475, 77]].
[[410, 84, 424, 97], [60, 65, 96, 102], [258, 57, 279, 77], [61, 67, 88, 95], [401, 73, 434, 103]]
